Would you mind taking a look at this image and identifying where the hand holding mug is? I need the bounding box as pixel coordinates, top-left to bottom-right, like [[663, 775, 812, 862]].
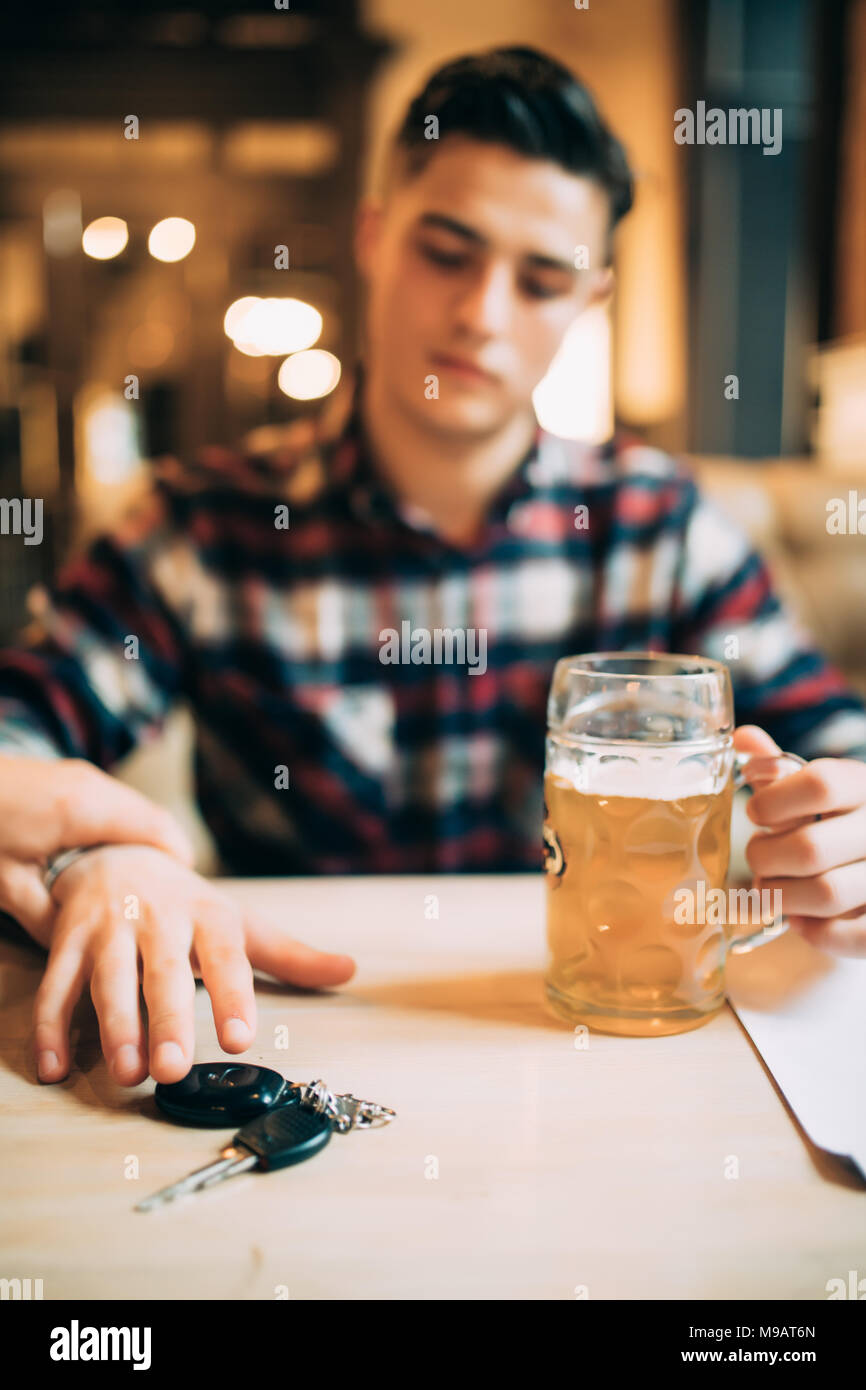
[[733, 725, 866, 958]]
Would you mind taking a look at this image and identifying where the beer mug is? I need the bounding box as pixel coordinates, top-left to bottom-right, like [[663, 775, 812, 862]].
[[543, 652, 807, 1037]]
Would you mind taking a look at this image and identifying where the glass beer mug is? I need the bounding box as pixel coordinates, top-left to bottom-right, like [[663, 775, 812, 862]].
[[543, 652, 806, 1037]]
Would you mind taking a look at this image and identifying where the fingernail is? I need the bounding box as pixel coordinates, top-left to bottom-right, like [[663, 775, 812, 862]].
[[222, 1018, 251, 1049], [153, 1042, 185, 1074], [113, 1045, 141, 1078], [37, 1050, 58, 1080]]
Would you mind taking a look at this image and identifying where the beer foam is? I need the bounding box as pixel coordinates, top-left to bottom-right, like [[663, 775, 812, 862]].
[[547, 743, 727, 799]]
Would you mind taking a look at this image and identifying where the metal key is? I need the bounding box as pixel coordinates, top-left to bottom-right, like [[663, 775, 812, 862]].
[[136, 1103, 333, 1212]]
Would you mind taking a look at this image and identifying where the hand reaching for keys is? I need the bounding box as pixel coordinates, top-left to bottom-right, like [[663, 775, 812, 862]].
[[33, 846, 356, 1087]]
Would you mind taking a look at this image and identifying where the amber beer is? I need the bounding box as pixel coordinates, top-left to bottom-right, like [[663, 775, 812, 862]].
[[544, 771, 734, 1037], [542, 651, 751, 1037], [543, 654, 808, 1036]]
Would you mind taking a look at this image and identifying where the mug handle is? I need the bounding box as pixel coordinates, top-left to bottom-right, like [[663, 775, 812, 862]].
[[727, 749, 809, 954]]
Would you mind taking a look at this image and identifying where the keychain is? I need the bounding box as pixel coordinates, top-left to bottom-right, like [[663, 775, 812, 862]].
[[153, 1062, 396, 1132], [136, 1062, 396, 1211]]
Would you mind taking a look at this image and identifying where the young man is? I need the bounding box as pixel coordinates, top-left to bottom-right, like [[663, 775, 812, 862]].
[[1, 47, 865, 1090]]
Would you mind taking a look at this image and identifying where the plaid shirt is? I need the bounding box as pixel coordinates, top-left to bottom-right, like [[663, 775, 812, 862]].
[[1, 364, 864, 874]]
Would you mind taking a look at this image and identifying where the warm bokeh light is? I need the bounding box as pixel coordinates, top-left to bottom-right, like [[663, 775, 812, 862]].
[[278, 349, 341, 400], [532, 304, 613, 443], [228, 296, 322, 356], [75, 386, 141, 485], [223, 296, 261, 340], [81, 216, 129, 260], [223, 121, 339, 176], [233, 339, 268, 358], [148, 217, 196, 263]]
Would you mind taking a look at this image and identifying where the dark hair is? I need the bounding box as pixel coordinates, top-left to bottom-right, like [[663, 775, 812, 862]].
[[383, 46, 634, 232]]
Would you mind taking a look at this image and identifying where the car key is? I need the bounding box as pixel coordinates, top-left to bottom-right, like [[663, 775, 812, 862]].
[[154, 1063, 396, 1132], [136, 1104, 333, 1212]]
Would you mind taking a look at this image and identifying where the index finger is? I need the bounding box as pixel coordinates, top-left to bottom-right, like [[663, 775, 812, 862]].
[[192, 908, 256, 1053], [748, 758, 866, 825]]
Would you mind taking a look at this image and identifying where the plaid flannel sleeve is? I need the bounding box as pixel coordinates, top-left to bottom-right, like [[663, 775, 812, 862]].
[[0, 482, 196, 768], [670, 482, 866, 762]]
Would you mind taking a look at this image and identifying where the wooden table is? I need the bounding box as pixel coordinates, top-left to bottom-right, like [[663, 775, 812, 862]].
[[1, 874, 863, 1300]]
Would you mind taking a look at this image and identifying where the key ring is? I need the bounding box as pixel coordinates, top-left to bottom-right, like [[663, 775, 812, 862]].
[[335, 1093, 398, 1130], [298, 1080, 396, 1133], [297, 1080, 344, 1126]]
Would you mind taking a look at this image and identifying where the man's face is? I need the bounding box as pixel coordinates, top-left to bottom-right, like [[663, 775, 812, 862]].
[[355, 135, 614, 435]]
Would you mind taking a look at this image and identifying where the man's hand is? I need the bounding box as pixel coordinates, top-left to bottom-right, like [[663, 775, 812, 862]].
[[0, 754, 195, 948], [733, 725, 866, 956], [33, 845, 356, 1086]]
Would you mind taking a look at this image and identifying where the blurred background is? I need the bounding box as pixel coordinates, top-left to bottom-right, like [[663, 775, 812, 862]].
[[0, 0, 863, 861]]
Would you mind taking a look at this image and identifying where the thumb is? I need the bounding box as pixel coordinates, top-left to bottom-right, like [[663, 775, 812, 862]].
[[732, 723, 782, 788], [732, 724, 781, 758], [68, 774, 195, 866], [243, 910, 356, 989], [732, 725, 806, 804]]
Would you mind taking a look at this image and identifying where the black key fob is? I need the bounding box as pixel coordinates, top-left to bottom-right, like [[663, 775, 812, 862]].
[[235, 1104, 333, 1171], [155, 1062, 299, 1127]]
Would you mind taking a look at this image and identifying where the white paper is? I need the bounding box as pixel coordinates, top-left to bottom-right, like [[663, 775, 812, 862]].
[[726, 929, 866, 1177]]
